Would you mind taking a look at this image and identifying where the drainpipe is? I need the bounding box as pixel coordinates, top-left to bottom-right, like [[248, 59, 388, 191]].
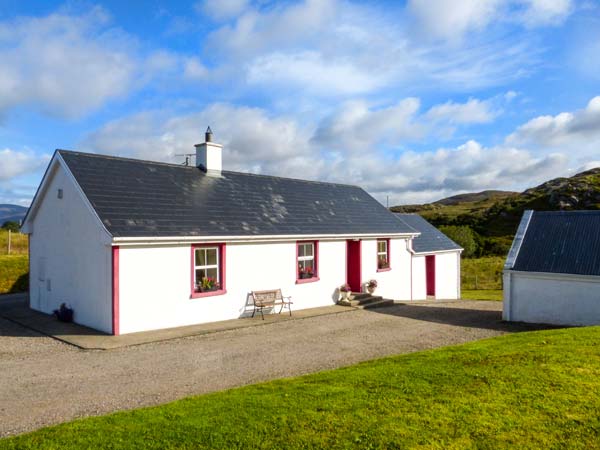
[[406, 238, 414, 301]]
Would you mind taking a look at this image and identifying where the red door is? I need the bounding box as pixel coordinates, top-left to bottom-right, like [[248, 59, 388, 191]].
[[346, 240, 362, 292], [426, 255, 436, 296]]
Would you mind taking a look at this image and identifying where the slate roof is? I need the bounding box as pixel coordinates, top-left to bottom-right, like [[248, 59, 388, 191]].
[[511, 210, 600, 276], [57, 150, 417, 238], [395, 213, 462, 253]]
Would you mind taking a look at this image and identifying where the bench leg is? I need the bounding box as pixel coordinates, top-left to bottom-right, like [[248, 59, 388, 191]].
[[260, 306, 264, 320]]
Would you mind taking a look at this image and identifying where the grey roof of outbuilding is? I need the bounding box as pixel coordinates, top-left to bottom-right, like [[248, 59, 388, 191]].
[[394, 213, 462, 253], [511, 210, 600, 276], [57, 150, 417, 238]]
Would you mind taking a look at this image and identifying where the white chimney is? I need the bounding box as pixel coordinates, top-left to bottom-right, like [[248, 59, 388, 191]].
[[195, 126, 222, 176]]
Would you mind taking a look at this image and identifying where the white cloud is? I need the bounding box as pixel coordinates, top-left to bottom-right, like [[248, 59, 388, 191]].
[[200, 0, 545, 98], [0, 149, 50, 181], [246, 51, 384, 96], [0, 7, 137, 119], [83, 103, 317, 177], [507, 96, 600, 147], [425, 98, 498, 124], [82, 100, 580, 206], [408, 0, 573, 41], [197, 0, 250, 21], [408, 0, 504, 41], [520, 0, 573, 26], [183, 57, 209, 80], [313, 99, 423, 151]]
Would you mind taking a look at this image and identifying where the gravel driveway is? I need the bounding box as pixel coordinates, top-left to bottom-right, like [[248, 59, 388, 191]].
[[0, 301, 548, 437]]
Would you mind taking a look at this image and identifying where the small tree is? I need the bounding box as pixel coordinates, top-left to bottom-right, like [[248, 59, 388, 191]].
[[1, 221, 20, 232], [439, 225, 478, 258]]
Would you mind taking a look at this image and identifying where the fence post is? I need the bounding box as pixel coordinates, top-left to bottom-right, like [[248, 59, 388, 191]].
[[7, 229, 11, 255]]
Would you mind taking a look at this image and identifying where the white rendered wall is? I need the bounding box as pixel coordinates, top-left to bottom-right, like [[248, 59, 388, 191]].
[[411, 255, 427, 300], [504, 271, 600, 326], [408, 252, 460, 300], [118, 240, 347, 334], [434, 252, 461, 300], [28, 164, 112, 333], [360, 238, 412, 301]]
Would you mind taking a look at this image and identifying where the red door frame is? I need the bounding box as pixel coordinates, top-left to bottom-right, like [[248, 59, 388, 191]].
[[426, 254, 436, 297], [346, 240, 362, 292]]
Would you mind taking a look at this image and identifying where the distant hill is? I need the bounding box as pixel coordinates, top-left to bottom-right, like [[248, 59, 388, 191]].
[[391, 168, 600, 256], [0, 204, 28, 226]]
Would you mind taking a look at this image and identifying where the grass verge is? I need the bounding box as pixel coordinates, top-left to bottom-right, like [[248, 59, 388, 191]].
[[0, 255, 28, 294], [461, 289, 503, 301], [2, 326, 600, 449], [0, 231, 28, 255], [461, 256, 504, 290]]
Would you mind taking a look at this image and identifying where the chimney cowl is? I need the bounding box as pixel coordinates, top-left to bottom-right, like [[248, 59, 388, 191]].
[[205, 126, 213, 143]]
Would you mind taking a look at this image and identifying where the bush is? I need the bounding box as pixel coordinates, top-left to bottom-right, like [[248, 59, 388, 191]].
[[439, 225, 478, 258]]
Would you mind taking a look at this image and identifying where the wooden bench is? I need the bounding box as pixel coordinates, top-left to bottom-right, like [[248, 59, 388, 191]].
[[251, 289, 293, 320]]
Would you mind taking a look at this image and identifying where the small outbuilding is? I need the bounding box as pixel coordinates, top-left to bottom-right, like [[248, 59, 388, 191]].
[[503, 210, 600, 326], [395, 214, 462, 300]]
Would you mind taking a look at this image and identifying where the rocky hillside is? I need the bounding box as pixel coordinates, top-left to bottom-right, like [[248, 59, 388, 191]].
[[0, 204, 27, 225], [391, 168, 600, 256]]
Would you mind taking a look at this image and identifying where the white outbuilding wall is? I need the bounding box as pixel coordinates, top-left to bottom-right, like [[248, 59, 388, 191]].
[[118, 237, 415, 334], [410, 251, 461, 300], [503, 271, 600, 326], [27, 163, 113, 333]]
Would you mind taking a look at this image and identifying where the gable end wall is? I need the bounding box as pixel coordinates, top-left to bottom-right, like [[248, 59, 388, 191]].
[[28, 163, 112, 333]]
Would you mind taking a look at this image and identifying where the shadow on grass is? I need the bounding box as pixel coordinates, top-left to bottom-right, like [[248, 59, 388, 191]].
[[9, 272, 28, 293], [367, 303, 561, 333]]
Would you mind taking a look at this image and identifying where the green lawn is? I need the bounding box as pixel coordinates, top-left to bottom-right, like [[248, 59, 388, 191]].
[[0, 255, 28, 294], [3, 327, 600, 449], [461, 289, 503, 301]]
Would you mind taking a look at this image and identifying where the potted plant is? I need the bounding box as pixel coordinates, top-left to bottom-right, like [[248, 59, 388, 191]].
[[378, 257, 389, 270], [53, 303, 74, 323], [366, 279, 378, 294], [198, 277, 220, 292], [338, 283, 352, 305], [298, 266, 314, 279]]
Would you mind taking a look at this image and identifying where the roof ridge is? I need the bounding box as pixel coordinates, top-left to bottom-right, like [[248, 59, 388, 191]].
[[57, 149, 361, 189]]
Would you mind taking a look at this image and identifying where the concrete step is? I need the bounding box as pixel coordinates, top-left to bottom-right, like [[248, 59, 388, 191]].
[[360, 299, 395, 310], [350, 292, 375, 300], [347, 295, 383, 307]]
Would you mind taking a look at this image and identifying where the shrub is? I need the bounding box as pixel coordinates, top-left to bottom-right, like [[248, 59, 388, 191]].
[[439, 225, 478, 258]]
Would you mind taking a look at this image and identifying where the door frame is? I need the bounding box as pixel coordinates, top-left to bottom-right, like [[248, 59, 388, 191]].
[[346, 239, 362, 292]]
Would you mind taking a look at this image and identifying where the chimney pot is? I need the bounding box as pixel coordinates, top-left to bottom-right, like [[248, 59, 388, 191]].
[[205, 126, 213, 143]]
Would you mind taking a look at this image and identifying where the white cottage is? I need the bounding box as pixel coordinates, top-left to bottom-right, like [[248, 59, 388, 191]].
[[21, 130, 426, 335], [503, 210, 600, 326], [395, 214, 462, 300]]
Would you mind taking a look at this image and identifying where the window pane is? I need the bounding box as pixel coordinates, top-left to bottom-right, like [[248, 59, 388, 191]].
[[205, 267, 217, 281], [195, 249, 206, 266], [206, 248, 218, 266], [378, 241, 386, 253], [304, 243, 313, 257], [298, 244, 305, 257], [196, 268, 207, 285], [304, 260, 314, 271]]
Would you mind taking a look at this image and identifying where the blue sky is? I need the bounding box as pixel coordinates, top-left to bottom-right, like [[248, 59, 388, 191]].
[[0, 0, 599, 206]]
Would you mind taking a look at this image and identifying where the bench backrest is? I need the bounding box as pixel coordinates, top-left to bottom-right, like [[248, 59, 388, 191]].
[[252, 289, 283, 306]]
